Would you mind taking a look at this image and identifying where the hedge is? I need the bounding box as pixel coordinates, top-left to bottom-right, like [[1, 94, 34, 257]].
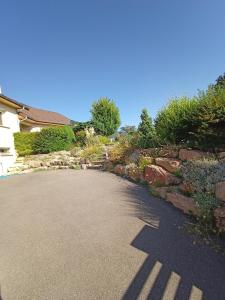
[[14, 126, 75, 156], [14, 132, 37, 156], [33, 126, 75, 154], [155, 86, 225, 150]]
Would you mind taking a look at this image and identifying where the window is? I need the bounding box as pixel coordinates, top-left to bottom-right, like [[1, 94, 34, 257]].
[[0, 148, 9, 153]]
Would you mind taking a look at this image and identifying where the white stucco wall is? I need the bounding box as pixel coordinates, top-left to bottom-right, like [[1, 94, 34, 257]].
[[0, 102, 20, 132], [0, 102, 20, 175], [20, 123, 49, 133], [30, 126, 43, 132]]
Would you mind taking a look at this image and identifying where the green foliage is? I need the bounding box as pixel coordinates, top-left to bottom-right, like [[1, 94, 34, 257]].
[[98, 135, 111, 145], [182, 159, 225, 194], [75, 130, 86, 146], [70, 146, 82, 157], [14, 132, 37, 156], [109, 136, 135, 164], [137, 109, 158, 148], [182, 159, 222, 231], [91, 97, 121, 136], [155, 97, 199, 145], [33, 126, 75, 154], [138, 156, 154, 171], [189, 87, 225, 149], [80, 144, 104, 161], [193, 192, 219, 214], [155, 87, 225, 150], [214, 73, 225, 88], [138, 109, 154, 136], [73, 121, 93, 134]]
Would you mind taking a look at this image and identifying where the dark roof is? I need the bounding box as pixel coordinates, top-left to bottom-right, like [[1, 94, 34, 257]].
[[19, 107, 71, 125], [0, 94, 27, 108], [0, 93, 70, 125]]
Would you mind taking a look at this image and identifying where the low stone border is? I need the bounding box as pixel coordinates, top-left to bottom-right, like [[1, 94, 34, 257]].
[[103, 146, 225, 232]]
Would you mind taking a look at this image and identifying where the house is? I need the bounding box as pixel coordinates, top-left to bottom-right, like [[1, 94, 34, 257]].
[[0, 93, 70, 175]]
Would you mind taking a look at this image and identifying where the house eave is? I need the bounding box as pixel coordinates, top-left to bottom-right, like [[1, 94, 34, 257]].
[[0, 94, 27, 109], [19, 116, 66, 127]]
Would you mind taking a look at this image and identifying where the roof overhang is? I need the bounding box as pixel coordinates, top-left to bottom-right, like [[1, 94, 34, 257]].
[[0, 94, 27, 109], [19, 116, 65, 127]]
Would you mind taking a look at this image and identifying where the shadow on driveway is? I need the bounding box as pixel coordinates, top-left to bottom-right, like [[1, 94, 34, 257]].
[[121, 182, 225, 300]]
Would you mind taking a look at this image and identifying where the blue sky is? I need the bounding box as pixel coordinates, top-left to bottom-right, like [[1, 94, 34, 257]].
[[1, 0, 225, 126]]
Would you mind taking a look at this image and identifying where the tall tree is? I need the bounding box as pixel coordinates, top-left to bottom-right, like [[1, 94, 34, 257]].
[[138, 109, 156, 148], [138, 109, 154, 136], [214, 73, 225, 88], [91, 97, 121, 136]]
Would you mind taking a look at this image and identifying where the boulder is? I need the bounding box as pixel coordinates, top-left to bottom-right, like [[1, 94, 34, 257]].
[[214, 206, 225, 232], [28, 161, 42, 168], [114, 164, 127, 176], [166, 192, 198, 215], [215, 181, 225, 202], [218, 152, 225, 160], [179, 182, 194, 194], [158, 148, 179, 158], [155, 157, 181, 173], [152, 187, 168, 199], [127, 165, 143, 182], [144, 165, 181, 186], [59, 165, 69, 169], [50, 160, 63, 166], [125, 150, 141, 164], [140, 148, 159, 157], [41, 161, 51, 167], [20, 164, 30, 171], [102, 161, 114, 172], [179, 149, 211, 161]]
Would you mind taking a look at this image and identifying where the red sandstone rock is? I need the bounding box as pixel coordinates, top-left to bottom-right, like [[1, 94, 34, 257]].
[[179, 149, 211, 161], [218, 152, 225, 160], [214, 206, 225, 232], [127, 165, 143, 182], [158, 148, 179, 158], [114, 164, 127, 176], [179, 182, 194, 194], [153, 187, 168, 199], [166, 192, 198, 215], [215, 181, 225, 202], [144, 165, 181, 186], [155, 157, 181, 173]]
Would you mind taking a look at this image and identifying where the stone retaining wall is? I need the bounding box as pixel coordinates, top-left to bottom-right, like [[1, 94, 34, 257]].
[[105, 147, 225, 232]]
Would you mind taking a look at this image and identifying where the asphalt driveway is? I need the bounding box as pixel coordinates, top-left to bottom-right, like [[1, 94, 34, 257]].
[[0, 170, 225, 300]]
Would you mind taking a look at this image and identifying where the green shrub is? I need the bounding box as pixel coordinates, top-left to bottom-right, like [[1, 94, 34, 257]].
[[155, 87, 225, 150], [75, 130, 86, 146], [80, 144, 104, 161], [72, 121, 93, 134], [98, 135, 110, 145], [33, 126, 75, 154], [137, 109, 159, 148], [181, 159, 221, 220], [109, 136, 135, 164], [181, 158, 225, 194], [70, 146, 82, 157], [189, 87, 225, 150], [139, 156, 154, 171], [181, 159, 222, 231], [155, 97, 199, 145], [14, 132, 37, 156], [91, 97, 121, 136]]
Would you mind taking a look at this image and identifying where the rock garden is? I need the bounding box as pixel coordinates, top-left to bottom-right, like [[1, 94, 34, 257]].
[[10, 77, 225, 236]]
